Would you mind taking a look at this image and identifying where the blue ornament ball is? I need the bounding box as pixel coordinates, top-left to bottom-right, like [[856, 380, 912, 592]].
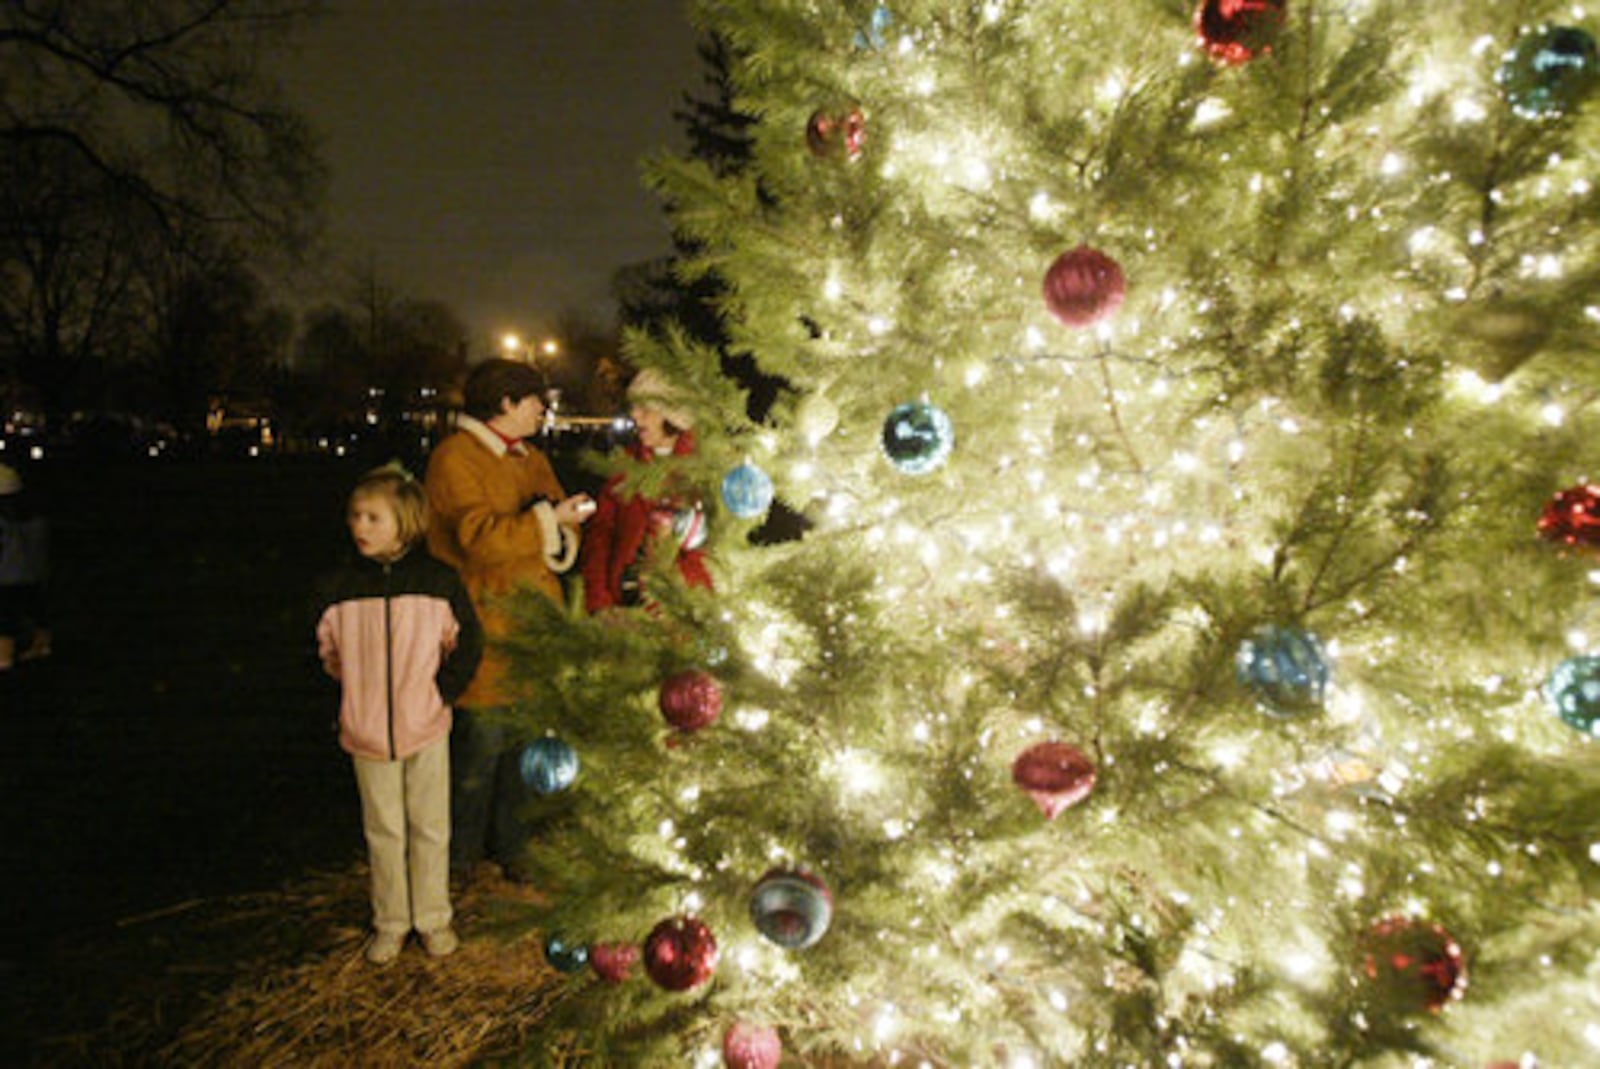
[[1498, 26, 1599, 118], [519, 736, 579, 795], [1236, 625, 1331, 716], [749, 869, 833, 949], [543, 933, 590, 974], [881, 400, 954, 475], [722, 461, 775, 519], [1545, 655, 1600, 735], [853, 5, 894, 50]]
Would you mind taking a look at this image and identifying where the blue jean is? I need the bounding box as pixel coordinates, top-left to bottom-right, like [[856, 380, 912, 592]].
[[449, 707, 533, 873]]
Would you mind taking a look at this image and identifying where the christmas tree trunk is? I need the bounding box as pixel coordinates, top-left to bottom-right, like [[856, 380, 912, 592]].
[[496, 1, 1600, 1064]]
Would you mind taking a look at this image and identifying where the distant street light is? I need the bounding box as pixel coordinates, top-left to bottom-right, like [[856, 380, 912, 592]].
[[499, 330, 560, 365]]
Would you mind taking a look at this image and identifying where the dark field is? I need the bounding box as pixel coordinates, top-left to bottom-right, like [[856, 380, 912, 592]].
[[1, 458, 376, 1056]]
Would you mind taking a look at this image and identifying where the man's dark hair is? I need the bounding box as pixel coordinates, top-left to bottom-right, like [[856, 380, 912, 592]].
[[462, 359, 544, 421]]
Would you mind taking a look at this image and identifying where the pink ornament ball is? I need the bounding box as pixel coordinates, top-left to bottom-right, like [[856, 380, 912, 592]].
[[589, 941, 639, 984], [1195, 0, 1288, 65], [1538, 483, 1600, 549], [659, 669, 723, 732], [1360, 915, 1467, 1013], [723, 1021, 782, 1069], [1042, 245, 1126, 328], [1012, 741, 1097, 819], [805, 106, 867, 160]]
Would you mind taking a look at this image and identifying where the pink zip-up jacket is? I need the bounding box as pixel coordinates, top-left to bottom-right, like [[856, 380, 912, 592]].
[[314, 548, 483, 761]]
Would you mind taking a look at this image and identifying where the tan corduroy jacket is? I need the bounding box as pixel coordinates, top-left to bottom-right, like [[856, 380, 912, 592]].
[[424, 416, 579, 707]]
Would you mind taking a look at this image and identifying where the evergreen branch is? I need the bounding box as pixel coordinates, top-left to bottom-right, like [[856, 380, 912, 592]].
[[1095, 343, 1147, 479]]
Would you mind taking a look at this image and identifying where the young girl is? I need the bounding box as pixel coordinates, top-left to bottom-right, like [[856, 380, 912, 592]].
[[314, 464, 483, 964]]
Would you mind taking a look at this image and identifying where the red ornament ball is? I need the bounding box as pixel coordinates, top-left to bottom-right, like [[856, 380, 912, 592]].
[[806, 106, 867, 160], [1359, 915, 1467, 1013], [1537, 484, 1600, 549], [643, 915, 718, 991], [1195, 0, 1288, 65], [1042, 246, 1126, 328], [589, 941, 639, 984], [659, 669, 723, 732], [723, 1021, 782, 1069], [1012, 741, 1097, 819]]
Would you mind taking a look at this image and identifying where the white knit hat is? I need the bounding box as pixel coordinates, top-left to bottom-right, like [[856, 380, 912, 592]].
[[0, 463, 20, 496], [627, 368, 694, 431]]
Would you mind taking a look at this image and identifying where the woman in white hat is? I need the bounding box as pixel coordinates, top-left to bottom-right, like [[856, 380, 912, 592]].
[[580, 369, 713, 612]]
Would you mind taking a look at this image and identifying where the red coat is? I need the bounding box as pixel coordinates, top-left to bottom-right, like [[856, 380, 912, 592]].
[[582, 433, 713, 612]]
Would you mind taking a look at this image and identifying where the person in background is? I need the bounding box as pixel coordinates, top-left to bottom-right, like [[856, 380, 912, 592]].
[[424, 359, 592, 879], [314, 464, 482, 964], [582, 368, 713, 614], [0, 462, 50, 671]]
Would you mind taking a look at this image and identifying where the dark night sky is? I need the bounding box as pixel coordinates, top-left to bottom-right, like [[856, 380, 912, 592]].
[[278, 0, 704, 347]]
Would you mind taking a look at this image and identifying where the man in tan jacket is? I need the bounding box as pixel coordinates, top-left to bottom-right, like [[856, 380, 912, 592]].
[[425, 359, 592, 877]]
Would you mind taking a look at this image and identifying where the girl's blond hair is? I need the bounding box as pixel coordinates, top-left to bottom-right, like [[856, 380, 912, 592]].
[[350, 462, 429, 548]]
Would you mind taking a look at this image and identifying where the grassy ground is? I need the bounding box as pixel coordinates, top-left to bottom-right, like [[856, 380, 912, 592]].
[[0, 457, 371, 1062]]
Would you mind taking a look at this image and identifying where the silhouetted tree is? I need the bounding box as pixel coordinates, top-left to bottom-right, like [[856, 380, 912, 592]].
[[618, 33, 784, 421], [0, 0, 323, 245], [0, 142, 154, 412], [0, 0, 324, 415], [289, 272, 469, 435], [293, 303, 369, 424], [545, 310, 619, 415], [141, 237, 292, 431]]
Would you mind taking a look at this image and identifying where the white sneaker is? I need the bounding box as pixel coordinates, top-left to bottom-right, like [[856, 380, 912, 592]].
[[421, 926, 459, 958], [366, 931, 405, 965]]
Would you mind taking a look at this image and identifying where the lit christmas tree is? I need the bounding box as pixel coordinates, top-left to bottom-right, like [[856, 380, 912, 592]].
[[497, 1, 1600, 1064]]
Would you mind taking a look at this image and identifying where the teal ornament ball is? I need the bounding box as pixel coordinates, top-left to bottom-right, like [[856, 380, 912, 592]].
[[881, 400, 954, 475], [1236, 625, 1331, 716], [1545, 655, 1600, 735], [721, 461, 774, 519], [1498, 26, 1600, 118], [543, 933, 589, 974], [519, 736, 579, 795], [750, 868, 833, 949]]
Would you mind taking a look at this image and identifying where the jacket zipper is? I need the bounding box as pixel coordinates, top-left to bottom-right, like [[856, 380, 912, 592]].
[[383, 562, 396, 760]]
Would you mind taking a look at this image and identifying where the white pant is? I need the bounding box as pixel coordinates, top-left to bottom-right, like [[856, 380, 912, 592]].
[[353, 737, 452, 935]]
